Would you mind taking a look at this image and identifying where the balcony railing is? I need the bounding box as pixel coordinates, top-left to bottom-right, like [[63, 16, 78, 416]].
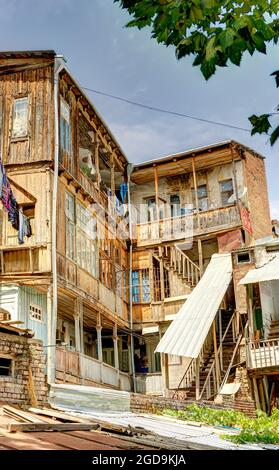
[[56, 347, 131, 391], [246, 338, 279, 370], [136, 204, 241, 245], [135, 373, 163, 395]]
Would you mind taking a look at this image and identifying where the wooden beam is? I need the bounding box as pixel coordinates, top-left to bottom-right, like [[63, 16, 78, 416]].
[[191, 157, 200, 228], [252, 377, 261, 410], [212, 320, 221, 389], [197, 238, 203, 275], [195, 355, 200, 400], [7, 422, 99, 433]]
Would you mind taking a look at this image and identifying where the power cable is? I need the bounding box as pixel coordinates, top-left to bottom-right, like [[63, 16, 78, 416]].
[[82, 86, 251, 133]]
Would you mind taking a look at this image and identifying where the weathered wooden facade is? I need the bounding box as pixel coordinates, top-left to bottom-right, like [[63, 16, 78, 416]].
[[130, 141, 272, 395], [0, 51, 132, 391], [0, 51, 275, 403]]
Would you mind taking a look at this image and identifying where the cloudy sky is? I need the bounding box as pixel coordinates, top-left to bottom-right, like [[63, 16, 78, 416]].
[[0, 0, 278, 217]]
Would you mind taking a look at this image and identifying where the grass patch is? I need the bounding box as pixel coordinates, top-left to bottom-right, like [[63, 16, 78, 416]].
[[163, 404, 279, 444]]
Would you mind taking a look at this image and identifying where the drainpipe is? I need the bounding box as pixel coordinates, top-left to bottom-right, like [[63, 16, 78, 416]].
[[47, 55, 66, 384], [127, 163, 136, 392]]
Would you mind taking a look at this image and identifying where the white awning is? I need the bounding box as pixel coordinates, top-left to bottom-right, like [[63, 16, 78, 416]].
[[239, 254, 279, 285], [155, 253, 232, 358]]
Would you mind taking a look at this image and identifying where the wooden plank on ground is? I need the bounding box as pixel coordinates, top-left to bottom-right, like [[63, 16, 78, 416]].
[[33, 432, 117, 450], [7, 422, 99, 433], [66, 430, 151, 450], [29, 407, 92, 423], [3, 405, 45, 423]]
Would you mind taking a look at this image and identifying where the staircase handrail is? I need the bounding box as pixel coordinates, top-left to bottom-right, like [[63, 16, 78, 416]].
[[198, 309, 238, 400]]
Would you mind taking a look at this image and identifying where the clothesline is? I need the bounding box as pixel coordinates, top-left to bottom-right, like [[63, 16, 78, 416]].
[[0, 158, 32, 244]]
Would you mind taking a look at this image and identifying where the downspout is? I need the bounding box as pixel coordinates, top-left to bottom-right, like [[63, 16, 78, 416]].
[[47, 55, 66, 384], [127, 163, 136, 391]]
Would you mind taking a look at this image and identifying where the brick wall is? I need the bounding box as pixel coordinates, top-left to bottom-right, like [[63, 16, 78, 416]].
[[244, 151, 272, 240], [0, 332, 48, 406], [131, 367, 256, 418]]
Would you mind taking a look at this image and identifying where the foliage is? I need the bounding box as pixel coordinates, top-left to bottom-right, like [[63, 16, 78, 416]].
[[115, 0, 279, 144], [163, 405, 279, 444]]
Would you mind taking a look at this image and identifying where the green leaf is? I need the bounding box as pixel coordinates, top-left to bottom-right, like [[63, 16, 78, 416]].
[[252, 33, 267, 53], [249, 114, 272, 135], [201, 59, 216, 79], [219, 28, 236, 49], [270, 125, 279, 146], [271, 70, 279, 88]]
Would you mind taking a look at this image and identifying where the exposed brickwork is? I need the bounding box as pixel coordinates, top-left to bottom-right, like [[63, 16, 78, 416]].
[[131, 367, 256, 418], [0, 332, 48, 406], [222, 367, 256, 417], [244, 151, 272, 240]]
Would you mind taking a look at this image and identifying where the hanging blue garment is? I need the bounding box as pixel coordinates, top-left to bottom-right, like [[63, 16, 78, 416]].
[[120, 183, 128, 203]]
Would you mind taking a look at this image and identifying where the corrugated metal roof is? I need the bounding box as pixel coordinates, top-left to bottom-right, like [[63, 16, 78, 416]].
[[239, 254, 279, 285], [155, 253, 232, 358]]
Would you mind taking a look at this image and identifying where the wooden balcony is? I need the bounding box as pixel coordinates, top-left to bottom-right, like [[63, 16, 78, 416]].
[[246, 338, 279, 371], [56, 347, 131, 391], [135, 373, 163, 395], [136, 204, 241, 246], [150, 296, 187, 322]]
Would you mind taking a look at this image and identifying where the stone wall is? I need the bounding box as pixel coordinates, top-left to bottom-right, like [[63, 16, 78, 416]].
[[0, 331, 48, 406]]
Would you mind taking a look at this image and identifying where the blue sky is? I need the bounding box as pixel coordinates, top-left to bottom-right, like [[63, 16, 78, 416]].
[[0, 0, 278, 218]]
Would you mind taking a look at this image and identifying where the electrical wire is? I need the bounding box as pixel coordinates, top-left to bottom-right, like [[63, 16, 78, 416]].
[[81, 86, 251, 133]]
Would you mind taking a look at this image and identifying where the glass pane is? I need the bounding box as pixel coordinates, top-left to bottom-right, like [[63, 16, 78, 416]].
[[12, 97, 28, 137]]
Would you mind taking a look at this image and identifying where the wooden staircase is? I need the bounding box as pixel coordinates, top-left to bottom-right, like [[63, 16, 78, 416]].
[[161, 244, 201, 288], [267, 320, 279, 340], [172, 310, 242, 401]]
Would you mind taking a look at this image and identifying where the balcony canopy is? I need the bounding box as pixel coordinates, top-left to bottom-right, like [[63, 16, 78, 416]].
[[239, 254, 279, 285], [155, 253, 232, 358]]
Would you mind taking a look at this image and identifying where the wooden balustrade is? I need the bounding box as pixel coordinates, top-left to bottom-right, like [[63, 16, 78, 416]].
[[136, 204, 241, 245], [56, 347, 131, 391], [246, 338, 279, 370], [135, 373, 163, 395]]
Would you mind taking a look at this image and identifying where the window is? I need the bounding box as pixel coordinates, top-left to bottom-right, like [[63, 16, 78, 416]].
[[60, 97, 71, 153], [65, 192, 75, 260], [65, 193, 98, 276], [170, 194, 180, 217], [116, 265, 122, 297], [76, 202, 98, 277], [237, 252, 251, 264], [12, 97, 28, 138], [168, 354, 182, 365], [142, 269, 151, 302], [146, 196, 165, 221], [29, 304, 43, 322], [191, 184, 208, 211], [220, 179, 234, 206], [0, 357, 12, 376], [132, 270, 140, 303], [132, 269, 150, 303]]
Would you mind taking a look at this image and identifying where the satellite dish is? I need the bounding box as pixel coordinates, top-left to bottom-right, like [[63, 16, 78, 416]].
[[239, 187, 247, 199], [228, 187, 247, 204]]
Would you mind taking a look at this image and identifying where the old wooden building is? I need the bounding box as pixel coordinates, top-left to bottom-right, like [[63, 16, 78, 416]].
[[0, 51, 131, 390], [0, 51, 276, 406]]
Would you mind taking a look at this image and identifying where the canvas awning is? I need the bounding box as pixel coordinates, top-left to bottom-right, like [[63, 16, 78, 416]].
[[155, 253, 232, 358], [239, 254, 279, 285]]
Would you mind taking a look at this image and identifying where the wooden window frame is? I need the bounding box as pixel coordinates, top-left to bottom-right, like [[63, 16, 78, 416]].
[[60, 96, 71, 155], [29, 303, 44, 323], [11, 96, 29, 139], [220, 178, 234, 207], [132, 269, 151, 304]]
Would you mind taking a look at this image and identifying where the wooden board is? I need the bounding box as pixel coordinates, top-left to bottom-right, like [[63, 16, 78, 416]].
[[7, 422, 99, 433]]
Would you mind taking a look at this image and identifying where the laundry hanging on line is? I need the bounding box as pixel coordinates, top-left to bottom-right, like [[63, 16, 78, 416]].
[[0, 160, 32, 244]]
